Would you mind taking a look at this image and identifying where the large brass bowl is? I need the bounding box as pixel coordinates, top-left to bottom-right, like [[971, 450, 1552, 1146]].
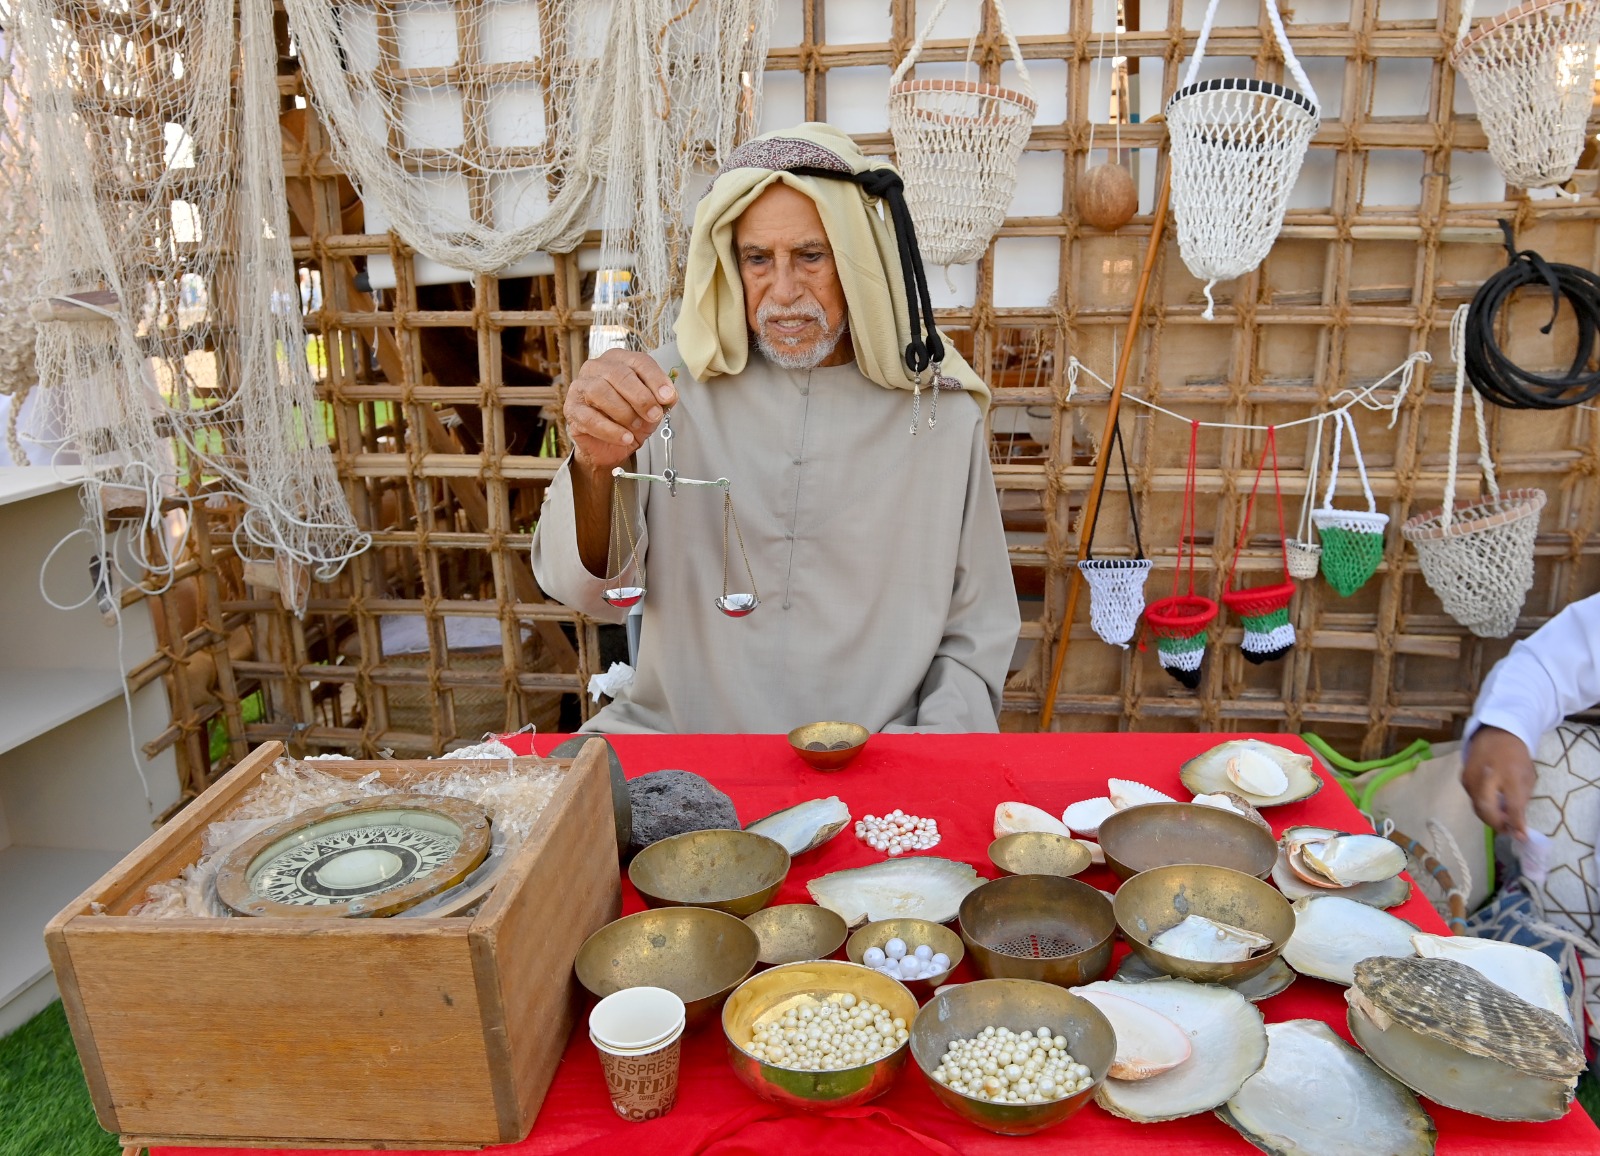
[[1113, 862, 1294, 984], [575, 907, 760, 1029], [744, 904, 848, 967], [787, 722, 869, 771], [845, 917, 965, 993], [958, 875, 1115, 987], [628, 828, 790, 916], [910, 979, 1116, 1136], [722, 960, 919, 1110], [1097, 802, 1277, 881], [988, 832, 1093, 878]]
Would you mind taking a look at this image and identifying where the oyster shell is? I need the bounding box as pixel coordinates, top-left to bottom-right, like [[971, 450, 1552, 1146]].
[[1062, 796, 1116, 836], [1301, 834, 1406, 886], [1081, 978, 1267, 1122], [744, 796, 850, 856], [1114, 952, 1296, 1002], [1219, 1019, 1436, 1156], [1224, 747, 1289, 798], [1281, 895, 1417, 985], [806, 856, 981, 928], [1074, 988, 1193, 1080], [1180, 739, 1322, 807], [1151, 914, 1274, 963], [1348, 955, 1585, 1122], [993, 801, 1071, 840], [1108, 778, 1176, 810], [1191, 790, 1271, 830], [1271, 849, 1410, 909], [1286, 843, 1347, 889], [1411, 933, 1575, 1034]]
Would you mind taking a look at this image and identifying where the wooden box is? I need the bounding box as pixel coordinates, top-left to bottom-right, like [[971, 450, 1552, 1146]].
[[45, 739, 621, 1150]]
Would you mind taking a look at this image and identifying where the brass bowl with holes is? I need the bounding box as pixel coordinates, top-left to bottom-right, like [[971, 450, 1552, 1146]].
[[1096, 802, 1277, 881], [987, 832, 1093, 879], [1113, 862, 1295, 985], [787, 722, 869, 771], [845, 918, 965, 994], [957, 875, 1115, 987], [722, 959, 919, 1110], [575, 906, 760, 1029], [744, 904, 849, 967], [628, 828, 790, 916], [910, 979, 1116, 1136]]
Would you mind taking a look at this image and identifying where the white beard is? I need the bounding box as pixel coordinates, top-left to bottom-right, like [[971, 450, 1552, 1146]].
[[753, 301, 849, 369]]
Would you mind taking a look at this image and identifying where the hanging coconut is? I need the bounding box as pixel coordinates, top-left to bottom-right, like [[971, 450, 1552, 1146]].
[[1079, 163, 1139, 231]]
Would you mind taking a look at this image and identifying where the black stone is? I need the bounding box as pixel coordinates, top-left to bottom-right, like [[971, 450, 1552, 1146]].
[[625, 769, 740, 856], [550, 735, 631, 859]]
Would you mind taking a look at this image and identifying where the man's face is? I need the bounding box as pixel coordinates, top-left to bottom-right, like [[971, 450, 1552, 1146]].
[[733, 182, 852, 369]]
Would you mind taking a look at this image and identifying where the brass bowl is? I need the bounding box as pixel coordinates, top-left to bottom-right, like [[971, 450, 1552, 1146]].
[[744, 904, 848, 967], [1113, 862, 1295, 985], [787, 722, 869, 771], [722, 960, 919, 1110], [958, 875, 1115, 987], [628, 828, 790, 916], [575, 907, 760, 1029], [910, 979, 1116, 1135], [988, 832, 1093, 878], [845, 918, 965, 993], [1097, 802, 1277, 881]]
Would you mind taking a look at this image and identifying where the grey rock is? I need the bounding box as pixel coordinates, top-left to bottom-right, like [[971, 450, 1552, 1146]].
[[550, 735, 631, 859], [626, 769, 739, 855]]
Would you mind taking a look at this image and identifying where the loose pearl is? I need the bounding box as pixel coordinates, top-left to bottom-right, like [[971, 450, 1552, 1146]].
[[885, 938, 907, 960], [864, 946, 886, 967]]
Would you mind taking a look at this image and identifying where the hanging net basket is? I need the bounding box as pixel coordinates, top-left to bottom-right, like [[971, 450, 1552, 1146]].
[[1286, 539, 1323, 580], [1165, 0, 1320, 319], [1451, 0, 1600, 191], [1223, 582, 1297, 663], [1146, 595, 1220, 689], [1311, 410, 1387, 597], [1080, 559, 1154, 650], [889, 0, 1036, 266]]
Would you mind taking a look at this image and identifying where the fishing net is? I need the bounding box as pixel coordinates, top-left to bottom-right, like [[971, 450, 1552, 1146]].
[[1077, 418, 1150, 649], [18, 0, 367, 613], [1220, 426, 1296, 663], [1145, 421, 1218, 688], [1165, 0, 1319, 319], [1401, 306, 1545, 638], [1311, 410, 1388, 597], [0, 21, 38, 464], [888, 0, 1036, 267], [1452, 0, 1600, 191]]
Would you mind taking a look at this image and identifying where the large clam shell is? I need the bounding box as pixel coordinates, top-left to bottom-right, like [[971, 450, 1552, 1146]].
[[1411, 933, 1576, 1036], [993, 801, 1071, 839], [1151, 914, 1274, 964], [745, 796, 850, 856], [1218, 1019, 1436, 1156], [1114, 951, 1297, 1002], [1271, 849, 1411, 909], [806, 857, 982, 929], [1301, 834, 1407, 886], [1180, 740, 1321, 807], [1281, 895, 1417, 985], [1348, 955, 1585, 1122], [1074, 988, 1193, 1081]]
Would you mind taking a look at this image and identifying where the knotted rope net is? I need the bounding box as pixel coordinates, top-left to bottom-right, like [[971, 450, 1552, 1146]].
[[889, 0, 1036, 267], [1311, 410, 1388, 597], [0, 21, 39, 464], [1077, 418, 1151, 649], [1401, 306, 1546, 639], [1165, 0, 1319, 319], [1452, 0, 1600, 191]]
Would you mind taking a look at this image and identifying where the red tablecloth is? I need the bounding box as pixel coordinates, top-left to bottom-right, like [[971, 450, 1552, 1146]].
[[157, 733, 1600, 1156]]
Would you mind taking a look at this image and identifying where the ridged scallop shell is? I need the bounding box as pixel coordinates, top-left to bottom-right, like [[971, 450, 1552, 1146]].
[[1151, 914, 1274, 963], [1301, 834, 1406, 886], [1281, 895, 1417, 985], [806, 856, 981, 928], [1224, 747, 1289, 798], [1062, 796, 1116, 836], [993, 801, 1071, 839], [1108, 778, 1176, 810], [1411, 933, 1575, 1035], [745, 796, 850, 855], [1074, 988, 1193, 1080]]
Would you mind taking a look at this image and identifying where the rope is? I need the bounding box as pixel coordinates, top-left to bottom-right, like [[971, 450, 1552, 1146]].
[[1225, 426, 1290, 590], [1175, 420, 1202, 599], [1294, 415, 1324, 543], [1445, 303, 1500, 525], [1081, 416, 1144, 561], [1323, 409, 1378, 514]]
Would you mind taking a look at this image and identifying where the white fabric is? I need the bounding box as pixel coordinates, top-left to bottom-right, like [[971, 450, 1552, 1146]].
[[1078, 558, 1151, 649], [1466, 592, 1600, 754]]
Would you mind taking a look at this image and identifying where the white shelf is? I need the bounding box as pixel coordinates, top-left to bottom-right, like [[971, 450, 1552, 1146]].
[[0, 845, 122, 1020], [0, 465, 84, 508], [0, 668, 126, 757]]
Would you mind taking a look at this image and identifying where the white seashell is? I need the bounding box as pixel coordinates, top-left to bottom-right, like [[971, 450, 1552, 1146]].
[[1074, 989, 1193, 1081], [1281, 895, 1417, 985], [745, 796, 851, 855], [1224, 748, 1289, 798], [1108, 779, 1176, 810], [1302, 834, 1407, 886], [1062, 797, 1116, 836], [1151, 914, 1274, 963], [1271, 849, 1411, 909], [993, 801, 1071, 840], [1411, 933, 1576, 1034], [1084, 841, 1106, 866], [1180, 739, 1321, 806], [1191, 791, 1246, 816], [806, 857, 982, 928]]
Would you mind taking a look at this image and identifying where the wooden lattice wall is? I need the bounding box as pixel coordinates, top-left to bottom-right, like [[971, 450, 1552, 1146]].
[[132, 0, 1600, 794]]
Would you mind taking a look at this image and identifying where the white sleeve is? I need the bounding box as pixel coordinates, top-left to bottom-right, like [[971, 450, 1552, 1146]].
[[1464, 591, 1600, 752], [529, 455, 648, 625]]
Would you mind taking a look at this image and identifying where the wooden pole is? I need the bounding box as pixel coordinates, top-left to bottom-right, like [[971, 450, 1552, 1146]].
[[1038, 163, 1172, 730]]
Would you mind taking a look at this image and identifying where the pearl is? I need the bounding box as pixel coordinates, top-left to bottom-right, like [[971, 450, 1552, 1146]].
[[931, 952, 951, 970], [863, 946, 886, 967], [885, 938, 907, 960]]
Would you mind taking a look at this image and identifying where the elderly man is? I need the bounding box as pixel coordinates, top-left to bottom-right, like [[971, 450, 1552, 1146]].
[[531, 123, 1019, 734]]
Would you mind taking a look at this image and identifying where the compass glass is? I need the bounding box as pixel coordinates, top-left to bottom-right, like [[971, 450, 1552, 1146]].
[[244, 807, 468, 908]]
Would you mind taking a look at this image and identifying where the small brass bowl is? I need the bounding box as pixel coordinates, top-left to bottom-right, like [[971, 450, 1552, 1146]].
[[1113, 862, 1295, 985], [988, 832, 1093, 878], [958, 875, 1115, 987], [787, 722, 869, 771], [846, 918, 965, 993], [744, 904, 848, 967], [575, 907, 760, 1029], [1097, 802, 1277, 881], [910, 979, 1115, 1136], [629, 828, 790, 916], [722, 959, 919, 1110]]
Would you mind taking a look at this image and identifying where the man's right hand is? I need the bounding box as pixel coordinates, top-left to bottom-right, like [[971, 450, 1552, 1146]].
[[1461, 725, 1537, 837], [564, 350, 678, 475]]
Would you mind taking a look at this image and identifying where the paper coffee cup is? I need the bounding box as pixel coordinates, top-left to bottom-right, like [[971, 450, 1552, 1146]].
[[592, 1025, 684, 1121], [589, 986, 686, 1051]]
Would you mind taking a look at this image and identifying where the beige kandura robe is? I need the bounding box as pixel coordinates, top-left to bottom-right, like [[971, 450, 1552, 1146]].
[[530, 343, 1019, 734]]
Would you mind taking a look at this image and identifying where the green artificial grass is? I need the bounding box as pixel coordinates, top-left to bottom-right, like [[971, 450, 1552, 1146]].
[[1580, 1066, 1600, 1122], [0, 1002, 119, 1156]]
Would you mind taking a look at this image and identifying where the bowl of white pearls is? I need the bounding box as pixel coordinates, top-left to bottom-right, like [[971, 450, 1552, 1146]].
[[721, 959, 920, 1109], [909, 979, 1115, 1135], [845, 918, 964, 993]]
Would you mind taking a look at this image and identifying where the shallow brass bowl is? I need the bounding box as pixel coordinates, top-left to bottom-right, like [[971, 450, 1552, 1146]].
[[629, 828, 790, 916], [845, 917, 965, 993], [988, 832, 1093, 879], [958, 875, 1115, 987], [1097, 802, 1277, 881], [744, 904, 848, 967], [722, 960, 919, 1110], [787, 722, 869, 771], [575, 906, 760, 1029], [1113, 862, 1295, 985], [910, 979, 1116, 1136]]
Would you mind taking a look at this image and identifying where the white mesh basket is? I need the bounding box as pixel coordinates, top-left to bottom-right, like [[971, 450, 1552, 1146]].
[[1078, 558, 1153, 648]]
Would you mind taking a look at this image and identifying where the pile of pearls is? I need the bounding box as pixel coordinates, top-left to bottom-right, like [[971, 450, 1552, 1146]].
[[743, 993, 908, 1071], [863, 938, 951, 982], [931, 1026, 1093, 1104], [855, 809, 940, 855]]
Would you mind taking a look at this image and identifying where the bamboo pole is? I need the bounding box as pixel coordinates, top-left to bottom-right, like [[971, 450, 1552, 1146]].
[[1038, 163, 1172, 730]]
